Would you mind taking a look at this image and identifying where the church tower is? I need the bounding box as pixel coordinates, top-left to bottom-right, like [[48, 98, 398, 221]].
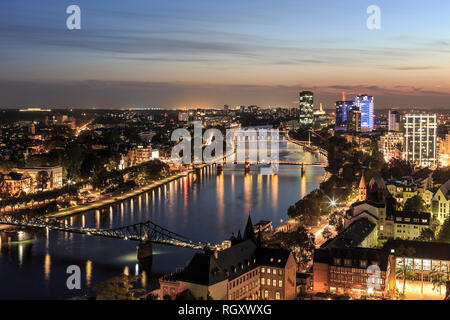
[[243, 215, 255, 242], [359, 174, 367, 202]]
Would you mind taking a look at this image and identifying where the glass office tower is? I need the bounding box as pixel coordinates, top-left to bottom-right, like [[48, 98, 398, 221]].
[[355, 94, 374, 131], [299, 91, 314, 128], [404, 114, 437, 167]]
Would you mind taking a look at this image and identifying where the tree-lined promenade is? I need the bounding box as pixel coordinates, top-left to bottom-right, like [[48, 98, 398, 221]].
[[0, 162, 211, 231], [0, 159, 201, 230]]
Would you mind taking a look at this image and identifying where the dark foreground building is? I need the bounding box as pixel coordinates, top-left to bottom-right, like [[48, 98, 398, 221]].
[[159, 217, 297, 300]]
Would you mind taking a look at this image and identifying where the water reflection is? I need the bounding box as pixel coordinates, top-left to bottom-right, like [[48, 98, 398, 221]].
[[301, 173, 307, 199], [44, 253, 51, 281], [86, 260, 92, 287]]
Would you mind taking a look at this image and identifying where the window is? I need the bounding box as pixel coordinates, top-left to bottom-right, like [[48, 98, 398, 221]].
[[273, 269, 276, 275], [344, 259, 352, 267], [261, 278, 265, 285], [276, 292, 280, 300], [279, 280, 282, 287], [333, 258, 341, 265], [267, 279, 271, 286], [261, 267, 265, 273], [264, 290, 268, 299], [360, 260, 367, 268], [267, 268, 271, 274]]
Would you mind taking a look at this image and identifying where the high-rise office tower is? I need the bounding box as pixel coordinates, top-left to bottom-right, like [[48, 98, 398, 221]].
[[335, 101, 355, 126], [355, 94, 374, 131], [347, 106, 361, 133], [388, 110, 403, 131], [404, 114, 437, 167], [299, 91, 314, 128], [336, 101, 344, 126], [335, 92, 354, 127]]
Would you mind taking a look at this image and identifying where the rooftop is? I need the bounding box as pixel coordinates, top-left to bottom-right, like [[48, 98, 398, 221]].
[[161, 240, 292, 286], [382, 239, 450, 261], [322, 218, 376, 249], [313, 247, 389, 271]]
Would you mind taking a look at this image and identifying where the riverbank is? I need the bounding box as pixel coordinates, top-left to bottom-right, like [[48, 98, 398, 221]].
[[286, 133, 328, 158], [275, 133, 330, 235], [0, 164, 210, 230]]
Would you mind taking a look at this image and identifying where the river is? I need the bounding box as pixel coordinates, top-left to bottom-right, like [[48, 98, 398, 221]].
[[0, 139, 326, 299]]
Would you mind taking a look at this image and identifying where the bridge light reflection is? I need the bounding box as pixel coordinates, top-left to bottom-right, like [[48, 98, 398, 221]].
[[86, 260, 92, 287], [44, 253, 51, 281]]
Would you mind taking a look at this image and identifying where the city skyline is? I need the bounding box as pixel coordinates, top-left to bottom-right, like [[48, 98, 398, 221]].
[[1, 0, 450, 109]]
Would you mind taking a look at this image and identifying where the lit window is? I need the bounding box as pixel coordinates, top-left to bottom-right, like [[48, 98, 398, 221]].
[[261, 278, 265, 285], [279, 280, 282, 287], [276, 292, 280, 300]]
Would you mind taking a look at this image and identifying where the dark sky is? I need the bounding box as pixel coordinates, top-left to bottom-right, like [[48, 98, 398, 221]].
[[1, 0, 450, 110]]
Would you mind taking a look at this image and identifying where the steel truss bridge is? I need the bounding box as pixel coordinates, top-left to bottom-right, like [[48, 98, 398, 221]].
[[0, 215, 209, 250]]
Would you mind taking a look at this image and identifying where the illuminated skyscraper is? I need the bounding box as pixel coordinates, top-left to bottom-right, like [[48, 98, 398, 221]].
[[347, 106, 361, 133], [404, 114, 437, 167], [335, 100, 354, 126], [299, 91, 314, 128], [355, 94, 374, 131], [388, 110, 403, 131]]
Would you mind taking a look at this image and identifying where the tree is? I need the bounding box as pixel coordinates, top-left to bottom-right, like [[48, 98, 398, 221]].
[[430, 265, 448, 295], [328, 211, 345, 233], [381, 159, 414, 180], [395, 245, 416, 295], [437, 217, 450, 243], [416, 228, 435, 242], [322, 227, 333, 241], [403, 195, 428, 213], [36, 171, 50, 191], [93, 274, 145, 300], [287, 190, 323, 226], [0, 173, 5, 196], [432, 167, 450, 185], [265, 226, 315, 271]]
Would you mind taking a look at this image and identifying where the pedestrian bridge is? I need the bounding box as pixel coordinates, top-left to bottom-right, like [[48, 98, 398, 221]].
[[0, 215, 210, 250]]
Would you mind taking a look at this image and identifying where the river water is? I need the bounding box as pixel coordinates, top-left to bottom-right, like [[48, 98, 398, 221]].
[[0, 139, 326, 299]]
